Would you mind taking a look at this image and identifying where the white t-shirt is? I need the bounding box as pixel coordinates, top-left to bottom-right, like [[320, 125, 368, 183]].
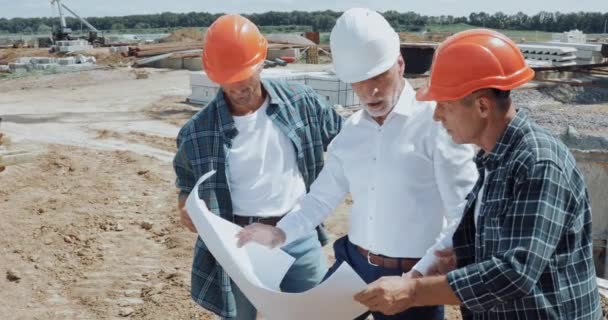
[[228, 97, 306, 217]]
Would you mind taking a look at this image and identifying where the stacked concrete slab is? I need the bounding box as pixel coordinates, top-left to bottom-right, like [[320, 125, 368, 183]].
[[544, 42, 606, 64], [53, 40, 93, 53], [6, 55, 96, 74], [305, 72, 359, 108], [518, 44, 578, 67], [189, 69, 360, 108], [521, 42, 607, 66]]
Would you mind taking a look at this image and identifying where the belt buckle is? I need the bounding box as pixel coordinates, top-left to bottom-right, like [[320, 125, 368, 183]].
[[367, 251, 379, 267]]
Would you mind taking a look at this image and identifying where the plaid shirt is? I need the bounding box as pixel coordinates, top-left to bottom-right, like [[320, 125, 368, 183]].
[[173, 79, 343, 318], [447, 111, 601, 319]]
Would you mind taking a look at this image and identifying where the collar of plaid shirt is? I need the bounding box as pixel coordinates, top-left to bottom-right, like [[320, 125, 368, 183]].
[[215, 79, 298, 145], [473, 110, 527, 171]]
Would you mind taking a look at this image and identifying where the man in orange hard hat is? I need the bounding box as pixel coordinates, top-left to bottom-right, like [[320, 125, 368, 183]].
[[354, 29, 601, 319], [172, 14, 343, 320]]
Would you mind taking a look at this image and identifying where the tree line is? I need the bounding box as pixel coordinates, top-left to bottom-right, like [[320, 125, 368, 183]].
[[1, 10, 607, 34]]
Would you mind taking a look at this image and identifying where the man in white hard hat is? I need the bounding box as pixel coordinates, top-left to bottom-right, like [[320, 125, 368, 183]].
[[236, 8, 478, 319]]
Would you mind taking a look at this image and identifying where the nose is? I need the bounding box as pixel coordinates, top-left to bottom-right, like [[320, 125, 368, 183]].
[[371, 87, 379, 97], [433, 102, 445, 122]]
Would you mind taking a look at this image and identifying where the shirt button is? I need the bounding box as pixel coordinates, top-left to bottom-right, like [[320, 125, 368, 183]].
[[372, 157, 377, 161], [371, 187, 375, 191]]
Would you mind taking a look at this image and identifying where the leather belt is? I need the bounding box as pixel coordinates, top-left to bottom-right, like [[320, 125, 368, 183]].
[[233, 215, 283, 228], [356, 245, 419, 272]]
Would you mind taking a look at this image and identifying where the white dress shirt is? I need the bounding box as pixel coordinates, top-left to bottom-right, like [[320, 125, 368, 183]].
[[228, 97, 306, 217], [277, 80, 478, 275]]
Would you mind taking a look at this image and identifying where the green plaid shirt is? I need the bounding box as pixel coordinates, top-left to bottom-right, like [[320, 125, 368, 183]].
[[173, 79, 343, 318], [447, 111, 601, 319]]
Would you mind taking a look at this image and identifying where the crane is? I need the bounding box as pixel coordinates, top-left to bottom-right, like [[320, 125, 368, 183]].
[[49, 0, 102, 44]]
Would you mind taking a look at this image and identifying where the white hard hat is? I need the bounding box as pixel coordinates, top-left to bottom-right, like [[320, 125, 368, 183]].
[[330, 8, 400, 83]]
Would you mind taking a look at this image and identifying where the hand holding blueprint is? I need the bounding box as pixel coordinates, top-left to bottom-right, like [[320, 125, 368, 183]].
[[186, 171, 368, 320]]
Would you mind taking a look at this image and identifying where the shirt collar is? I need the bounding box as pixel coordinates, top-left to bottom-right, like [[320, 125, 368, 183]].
[[215, 80, 285, 142], [391, 79, 418, 118], [361, 79, 418, 123], [475, 110, 528, 170]]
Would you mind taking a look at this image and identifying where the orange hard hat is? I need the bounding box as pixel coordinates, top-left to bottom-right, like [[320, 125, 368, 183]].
[[416, 29, 534, 101], [203, 14, 268, 85]]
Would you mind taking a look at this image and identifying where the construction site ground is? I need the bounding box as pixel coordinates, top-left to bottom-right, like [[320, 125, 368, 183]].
[[1, 67, 607, 319]]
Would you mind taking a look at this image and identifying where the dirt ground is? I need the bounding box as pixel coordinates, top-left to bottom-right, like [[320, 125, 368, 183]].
[[1, 67, 603, 320]]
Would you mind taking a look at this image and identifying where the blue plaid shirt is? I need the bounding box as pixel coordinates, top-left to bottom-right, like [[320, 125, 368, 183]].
[[447, 111, 601, 319], [173, 79, 343, 318]]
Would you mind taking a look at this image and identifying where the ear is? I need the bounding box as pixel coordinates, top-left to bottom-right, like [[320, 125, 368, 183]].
[[397, 55, 405, 75], [477, 96, 492, 119]]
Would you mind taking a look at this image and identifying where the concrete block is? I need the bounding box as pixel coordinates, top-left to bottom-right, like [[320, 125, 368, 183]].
[[574, 50, 604, 59], [109, 46, 129, 54], [32, 64, 56, 70], [75, 55, 86, 64], [523, 53, 576, 62], [305, 73, 359, 107], [8, 63, 28, 73], [15, 57, 32, 64], [571, 150, 608, 276], [183, 57, 203, 71], [58, 45, 93, 53], [519, 44, 577, 55], [30, 57, 57, 64], [189, 70, 358, 107], [190, 85, 220, 105], [74, 55, 96, 65], [57, 40, 90, 47], [151, 57, 184, 70], [267, 48, 301, 60], [533, 42, 602, 52], [57, 57, 76, 65]]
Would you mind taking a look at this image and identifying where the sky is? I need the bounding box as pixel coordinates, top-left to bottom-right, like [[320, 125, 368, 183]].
[[0, 0, 606, 19]]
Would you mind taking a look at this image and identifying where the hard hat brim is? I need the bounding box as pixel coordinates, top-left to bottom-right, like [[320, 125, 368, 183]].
[[205, 62, 262, 85], [416, 68, 535, 102]]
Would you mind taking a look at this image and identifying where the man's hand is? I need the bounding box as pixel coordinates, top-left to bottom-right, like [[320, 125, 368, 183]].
[[236, 223, 286, 249], [178, 192, 196, 233], [354, 275, 418, 315], [428, 248, 456, 275], [403, 269, 423, 279]]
